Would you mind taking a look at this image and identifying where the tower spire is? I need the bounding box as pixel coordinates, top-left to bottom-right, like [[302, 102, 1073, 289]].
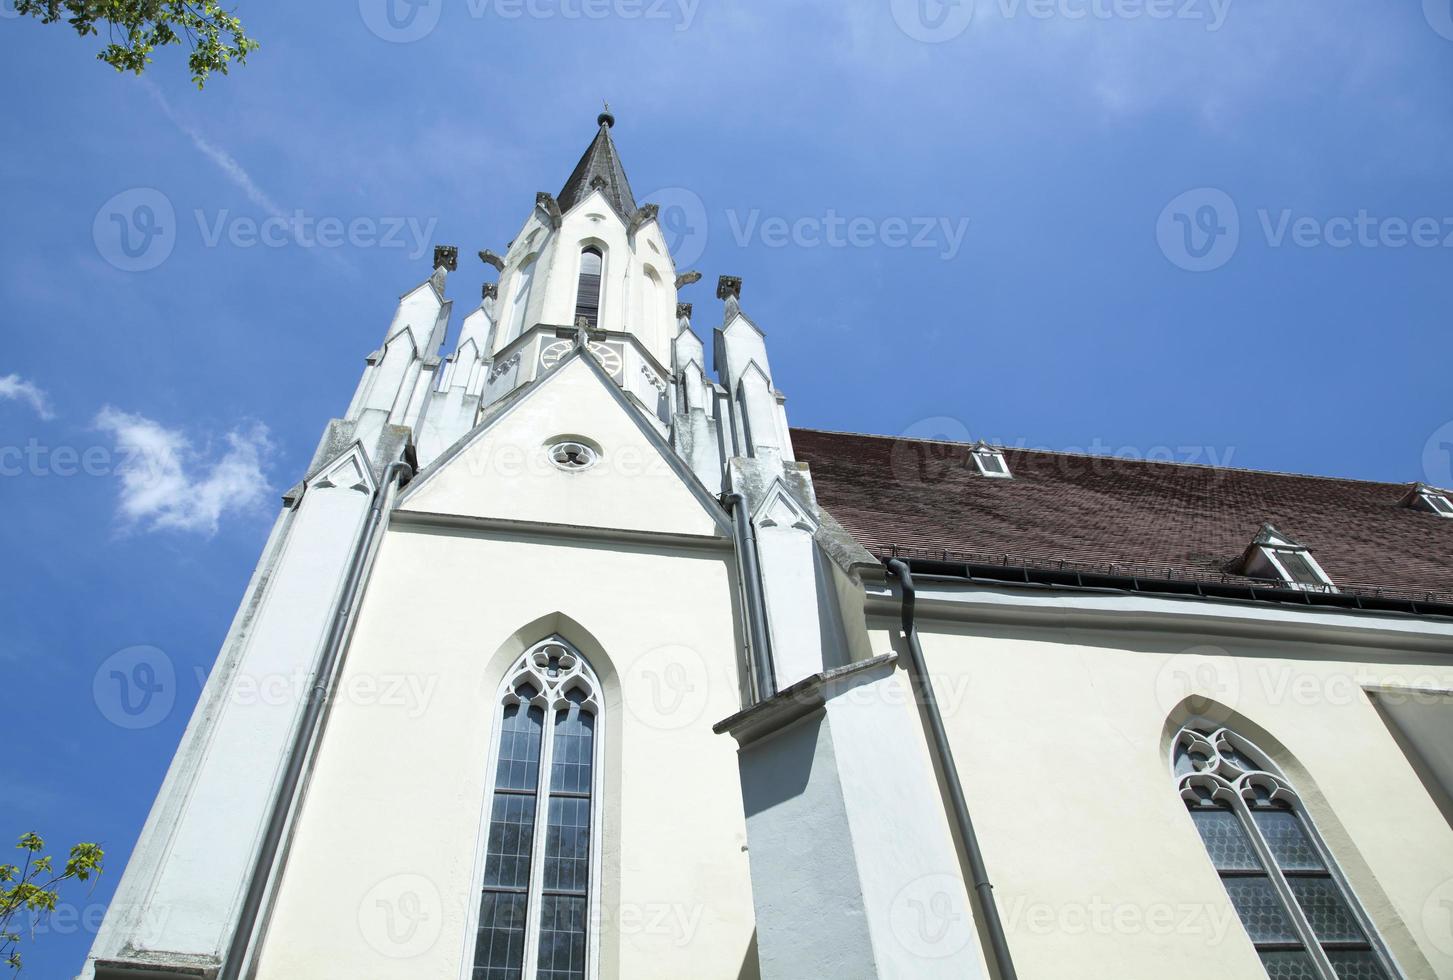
[[557, 109, 637, 221]]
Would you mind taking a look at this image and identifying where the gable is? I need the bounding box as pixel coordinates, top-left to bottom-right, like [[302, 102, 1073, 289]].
[[402, 353, 728, 539]]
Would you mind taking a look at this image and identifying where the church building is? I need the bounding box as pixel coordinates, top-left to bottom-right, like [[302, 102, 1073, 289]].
[[81, 114, 1453, 980]]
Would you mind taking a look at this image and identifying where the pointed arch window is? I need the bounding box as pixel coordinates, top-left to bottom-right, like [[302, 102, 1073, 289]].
[[574, 247, 604, 328], [1173, 725, 1402, 980], [472, 639, 601, 980]]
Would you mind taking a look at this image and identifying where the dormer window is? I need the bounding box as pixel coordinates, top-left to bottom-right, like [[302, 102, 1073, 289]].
[[1240, 524, 1336, 593], [1408, 483, 1453, 518], [971, 443, 1012, 479]]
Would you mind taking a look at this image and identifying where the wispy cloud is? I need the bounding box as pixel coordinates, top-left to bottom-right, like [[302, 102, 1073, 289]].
[[94, 407, 273, 536], [142, 82, 356, 273], [144, 82, 287, 217], [0, 374, 56, 420]]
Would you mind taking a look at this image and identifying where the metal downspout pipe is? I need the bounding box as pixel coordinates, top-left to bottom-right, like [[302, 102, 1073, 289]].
[[220, 460, 414, 980], [723, 491, 777, 703], [886, 559, 1019, 980]]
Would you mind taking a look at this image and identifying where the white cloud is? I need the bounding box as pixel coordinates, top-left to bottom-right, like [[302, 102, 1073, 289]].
[[0, 374, 56, 419], [94, 407, 274, 536]]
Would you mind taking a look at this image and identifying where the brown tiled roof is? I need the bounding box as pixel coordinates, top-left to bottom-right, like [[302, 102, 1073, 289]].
[[792, 428, 1453, 603]]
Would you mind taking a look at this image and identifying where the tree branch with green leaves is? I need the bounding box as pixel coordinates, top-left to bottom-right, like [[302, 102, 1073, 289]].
[[13, 1, 258, 88], [1, 833, 104, 974]]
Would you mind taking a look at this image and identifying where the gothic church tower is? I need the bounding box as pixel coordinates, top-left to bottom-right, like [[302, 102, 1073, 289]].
[[80, 114, 973, 980]]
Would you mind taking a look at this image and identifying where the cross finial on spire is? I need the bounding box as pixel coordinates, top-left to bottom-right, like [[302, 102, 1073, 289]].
[[598, 102, 616, 129]]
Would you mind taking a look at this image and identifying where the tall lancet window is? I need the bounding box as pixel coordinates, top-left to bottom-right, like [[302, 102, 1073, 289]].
[[472, 638, 601, 980], [1173, 725, 1402, 980], [574, 246, 603, 328]]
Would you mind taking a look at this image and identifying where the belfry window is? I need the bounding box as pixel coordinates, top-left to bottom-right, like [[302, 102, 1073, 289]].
[[574, 247, 603, 328], [473, 639, 601, 980], [1173, 726, 1402, 980]]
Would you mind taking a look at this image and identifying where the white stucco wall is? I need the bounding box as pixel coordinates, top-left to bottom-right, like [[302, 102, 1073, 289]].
[[866, 610, 1453, 979], [253, 526, 758, 980]]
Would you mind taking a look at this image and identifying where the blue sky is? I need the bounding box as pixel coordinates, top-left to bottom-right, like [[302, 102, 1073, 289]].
[[1, 0, 1450, 973]]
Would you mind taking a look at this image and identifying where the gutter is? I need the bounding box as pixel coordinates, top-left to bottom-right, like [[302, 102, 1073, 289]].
[[219, 460, 414, 980], [886, 559, 1018, 980]]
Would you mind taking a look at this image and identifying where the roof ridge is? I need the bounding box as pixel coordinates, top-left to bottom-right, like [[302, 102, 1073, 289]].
[[789, 425, 1430, 491]]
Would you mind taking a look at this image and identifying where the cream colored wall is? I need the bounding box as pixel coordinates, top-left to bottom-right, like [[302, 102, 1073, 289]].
[[403, 354, 720, 540], [255, 527, 757, 980], [867, 616, 1453, 980]]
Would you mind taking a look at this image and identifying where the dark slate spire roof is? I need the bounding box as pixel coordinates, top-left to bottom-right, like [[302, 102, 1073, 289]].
[[557, 112, 638, 221]]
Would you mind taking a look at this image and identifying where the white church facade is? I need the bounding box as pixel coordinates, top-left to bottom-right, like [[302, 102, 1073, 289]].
[[81, 115, 1453, 980]]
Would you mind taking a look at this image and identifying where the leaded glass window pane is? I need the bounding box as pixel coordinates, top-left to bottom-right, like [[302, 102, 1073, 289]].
[[483, 794, 537, 890], [1192, 809, 1262, 872], [536, 895, 588, 980], [1225, 878, 1301, 944], [542, 796, 592, 893], [550, 700, 595, 795], [1252, 809, 1325, 872], [475, 693, 544, 979], [475, 892, 530, 980], [1259, 950, 1322, 979], [1287, 878, 1366, 944], [495, 694, 544, 792], [1326, 951, 1392, 980]]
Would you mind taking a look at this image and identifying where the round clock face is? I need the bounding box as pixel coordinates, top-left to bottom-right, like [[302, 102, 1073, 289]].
[[540, 340, 622, 376]]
